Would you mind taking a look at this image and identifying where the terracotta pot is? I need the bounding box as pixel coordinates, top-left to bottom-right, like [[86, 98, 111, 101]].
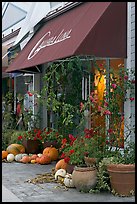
[[107, 164, 135, 196], [84, 157, 97, 167], [22, 139, 41, 154], [72, 166, 97, 192]]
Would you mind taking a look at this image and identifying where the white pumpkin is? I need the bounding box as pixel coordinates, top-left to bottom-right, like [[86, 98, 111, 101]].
[[7, 153, 15, 162], [55, 169, 66, 180], [14, 154, 23, 162], [37, 153, 43, 157], [64, 174, 75, 188], [21, 153, 28, 158]]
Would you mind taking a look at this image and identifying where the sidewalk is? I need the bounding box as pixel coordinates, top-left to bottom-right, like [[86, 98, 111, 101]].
[[2, 162, 135, 202], [2, 185, 22, 202]]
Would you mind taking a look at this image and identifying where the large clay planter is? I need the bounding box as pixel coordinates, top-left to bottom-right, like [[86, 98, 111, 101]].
[[22, 139, 41, 154], [107, 164, 135, 196], [72, 166, 97, 192]]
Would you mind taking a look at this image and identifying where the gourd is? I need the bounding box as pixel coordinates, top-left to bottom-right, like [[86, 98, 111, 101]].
[[7, 153, 15, 162], [64, 174, 75, 188], [31, 160, 36, 164], [20, 155, 31, 163], [54, 169, 66, 181], [14, 154, 23, 162], [43, 146, 59, 161], [6, 144, 25, 156], [2, 151, 8, 160], [55, 159, 68, 171], [30, 154, 38, 160], [35, 157, 41, 163], [38, 155, 51, 165], [37, 153, 43, 157]]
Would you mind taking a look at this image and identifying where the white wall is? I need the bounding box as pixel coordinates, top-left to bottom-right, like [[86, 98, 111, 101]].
[[125, 2, 135, 141]]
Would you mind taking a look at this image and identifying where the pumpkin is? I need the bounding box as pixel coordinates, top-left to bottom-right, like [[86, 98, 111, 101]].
[[21, 153, 28, 157], [55, 169, 66, 180], [64, 174, 75, 188], [30, 154, 38, 160], [7, 153, 15, 162], [43, 147, 59, 161], [20, 155, 31, 163], [35, 157, 41, 163], [38, 155, 51, 165], [14, 154, 23, 162], [6, 144, 25, 156], [2, 151, 8, 160], [55, 159, 68, 171]]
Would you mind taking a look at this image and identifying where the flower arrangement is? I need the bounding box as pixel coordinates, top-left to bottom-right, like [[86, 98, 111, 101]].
[[59, 65, 135, 168], [59, 133, 85, 166], [41, 127, 64, 148], [59, 127, 106, 166], [17, 128, 43, 144]]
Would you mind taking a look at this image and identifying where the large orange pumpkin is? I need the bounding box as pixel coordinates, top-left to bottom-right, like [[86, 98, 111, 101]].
[[2, 151, 8, 160], [55, 159, 68, 171], [6, 144, 25, 156], [43, 146, 59, 161]]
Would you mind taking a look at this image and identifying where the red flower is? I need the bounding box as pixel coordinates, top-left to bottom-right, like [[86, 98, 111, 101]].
[[64, 157, 70, 163], [104, 102, 108, 107], [62, 138, 67, 145], [106, 140, 109, 145], [80, 102, 84, 112], [103, 110, 111, 115], [124, 75, 128, 80], [112, 84, 117, 89], [69, 149, 75, 154], [130, 97, 135, 101], [108, 128, 113, 134], [60, 153, 66, 158], [18, 135, 23, 140], [85, 135, 92, 139], [84, 152, 89, 156]]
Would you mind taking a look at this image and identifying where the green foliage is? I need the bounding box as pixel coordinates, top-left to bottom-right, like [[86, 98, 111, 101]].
[[40, 56, 90, 136], [89, 158, 112, 193]]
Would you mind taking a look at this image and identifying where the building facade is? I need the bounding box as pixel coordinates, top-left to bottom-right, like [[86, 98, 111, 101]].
[[3, 2, 135, 141]]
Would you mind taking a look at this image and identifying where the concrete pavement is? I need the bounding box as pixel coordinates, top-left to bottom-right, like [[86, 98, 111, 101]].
[[2, 185, 22, 202], [2, 162, 135, 202]]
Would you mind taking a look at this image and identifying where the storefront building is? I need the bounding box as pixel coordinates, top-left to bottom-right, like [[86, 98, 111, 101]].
[[6, 2, 135, 141]]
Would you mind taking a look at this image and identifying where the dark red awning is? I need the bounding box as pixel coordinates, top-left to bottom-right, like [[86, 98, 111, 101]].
[[6, 2, 127, 73]]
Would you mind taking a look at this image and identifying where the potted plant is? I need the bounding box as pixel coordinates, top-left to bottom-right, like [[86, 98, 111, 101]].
[[41, 127, 63, 149], [17, 128, 43, 154], [59, 133, 98, 192], [106, 139, 135, 196]]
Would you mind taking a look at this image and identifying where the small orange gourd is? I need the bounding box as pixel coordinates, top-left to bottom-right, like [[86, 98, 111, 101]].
[[30, 154, 38, 160], [2, 151, 8, 160], [38, 155, 51, 165], [43, 146, 59, 161], [20, 155, 31, 163], [55, 159, 68, 171]]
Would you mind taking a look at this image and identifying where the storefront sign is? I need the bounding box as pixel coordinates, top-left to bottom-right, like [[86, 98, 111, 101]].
[[28, 29, 72, 60]]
